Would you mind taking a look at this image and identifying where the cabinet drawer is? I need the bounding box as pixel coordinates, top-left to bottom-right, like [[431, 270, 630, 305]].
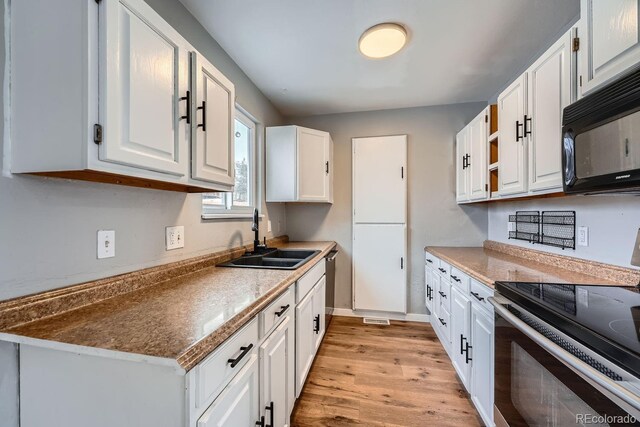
[[260, 285, 295, 338], [425, 251, 437, 268], [436, 259, 450, 278], [470, 279, 494, 314], [193, 317, 259, 411], [296, 260, 325, 304], [449, 267, 470, 293]]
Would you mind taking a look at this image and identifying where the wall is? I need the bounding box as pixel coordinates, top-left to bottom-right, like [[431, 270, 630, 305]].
[[488, 196, 640, 268], [285, 103, 489, 314], [0, 0, 286, 301]]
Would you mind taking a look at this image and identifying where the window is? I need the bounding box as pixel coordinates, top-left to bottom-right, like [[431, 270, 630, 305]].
[[202, 108, 257, 218]]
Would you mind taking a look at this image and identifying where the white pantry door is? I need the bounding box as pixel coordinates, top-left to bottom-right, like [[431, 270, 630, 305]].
[[101, 0, 189, 175], [352, 135, 407, 224]]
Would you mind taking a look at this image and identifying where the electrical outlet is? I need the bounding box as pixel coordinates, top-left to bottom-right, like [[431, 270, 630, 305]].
[[97, 230, 115, 259], [507, 222, 515, 233], [267, 220, 272, 233], [166, 226, 185, 250], [577, 226, 589, 246]]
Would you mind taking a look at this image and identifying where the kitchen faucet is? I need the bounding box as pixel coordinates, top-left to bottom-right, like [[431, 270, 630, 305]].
[[251, 208, 266, 253]]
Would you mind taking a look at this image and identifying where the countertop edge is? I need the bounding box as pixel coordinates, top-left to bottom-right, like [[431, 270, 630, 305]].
[[425, 247, 496, 288]]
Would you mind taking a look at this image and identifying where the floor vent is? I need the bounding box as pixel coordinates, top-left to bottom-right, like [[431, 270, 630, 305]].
[[363, 317, 390, 326]]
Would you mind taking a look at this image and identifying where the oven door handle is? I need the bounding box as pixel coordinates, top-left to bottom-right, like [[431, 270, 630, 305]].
[[489, 297, 640, 415]]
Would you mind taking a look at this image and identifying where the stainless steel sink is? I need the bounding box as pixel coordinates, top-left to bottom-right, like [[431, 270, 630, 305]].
[[218, 249, 320, 270]]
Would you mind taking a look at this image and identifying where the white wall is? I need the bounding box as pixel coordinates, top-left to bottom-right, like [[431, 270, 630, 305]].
[[285, 103, 489, 314], [0, 0, 286, 301], [488, 195, 640, 269]]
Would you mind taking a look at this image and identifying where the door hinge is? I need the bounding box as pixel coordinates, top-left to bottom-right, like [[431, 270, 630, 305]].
[[572, 37, 580, 52], [579, 75, 583, 87], [401, 166, 404, 179], [485, 115, 488, 123], [401, 257, 404, 269], [93, 124, 103, 144]]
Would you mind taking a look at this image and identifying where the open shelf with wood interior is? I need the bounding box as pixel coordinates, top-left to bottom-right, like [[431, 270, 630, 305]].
[[487, 104, 499, 199]]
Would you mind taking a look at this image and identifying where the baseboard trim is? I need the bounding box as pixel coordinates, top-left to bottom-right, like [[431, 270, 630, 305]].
[[332, 308, 430, 323]]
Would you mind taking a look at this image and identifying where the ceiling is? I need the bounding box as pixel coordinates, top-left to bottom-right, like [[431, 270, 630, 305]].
[[179, 0, 579, 117]]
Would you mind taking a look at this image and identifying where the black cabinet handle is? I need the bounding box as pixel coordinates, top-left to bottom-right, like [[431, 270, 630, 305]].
[[275, 304, 290, 317], [465, 154, 471, 168], [401, 257, 404, 269], [438, 291, 447, 299], [464, 341, 473, 364], [179, 90, 191, 124], [426, 285, 433, 301], [426, 258, 433, 264], [470, 292, 485, 302], [438, 268, 446, 273], [256, 416, 265, 427], [227, 343, 253, 368], [460, 334, 465, 355], [197, 101, 207, 131], [438, 318, 446, 326], [516, 120, 523, 141], [524, 114, 532, 137], [450, 275, 461, 283], [462, 155, 467, 169], [326, 161, 329, 174], [265, 402, 274, 427], [314, 314, 320, 334]]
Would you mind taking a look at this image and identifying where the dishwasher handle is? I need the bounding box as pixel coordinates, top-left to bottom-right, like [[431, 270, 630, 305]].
[[326, 250, 338, 262]]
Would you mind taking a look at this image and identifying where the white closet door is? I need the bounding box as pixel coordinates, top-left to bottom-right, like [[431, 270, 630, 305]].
[[353, 135, 407, 223], [101, 0, 189, 175], [353, 224, 406, 313]]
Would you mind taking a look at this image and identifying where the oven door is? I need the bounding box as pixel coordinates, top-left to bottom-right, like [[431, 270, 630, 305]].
[[491, 297, 640, 427]]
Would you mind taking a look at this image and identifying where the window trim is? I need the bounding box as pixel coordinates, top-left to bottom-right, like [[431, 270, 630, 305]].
[[202, 106, 259, 220]]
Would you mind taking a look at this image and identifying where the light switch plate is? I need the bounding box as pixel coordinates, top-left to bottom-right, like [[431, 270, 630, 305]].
[[166, 226, 185, 250], [97, 230, 115, 259], [577, 226, 589, 246], [267, 220, 272, 233], [631, 228, 640, 267]]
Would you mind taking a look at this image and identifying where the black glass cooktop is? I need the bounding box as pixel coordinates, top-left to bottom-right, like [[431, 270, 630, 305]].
[[496, 281, 640, 377]]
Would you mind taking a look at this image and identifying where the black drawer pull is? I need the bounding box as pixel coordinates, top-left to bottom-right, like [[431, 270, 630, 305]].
[[228, 343, 253, 368], [438, 291, 447, 299], [275, 304, 290, 317], [314, 314, 320, 334], [460, 334, 465, 355], [438, 268, 446, 273], [450, 275, 461, 282], [438, 318, 446, 326], [470, 292, 485, 302], [426, 258, 433, 264]]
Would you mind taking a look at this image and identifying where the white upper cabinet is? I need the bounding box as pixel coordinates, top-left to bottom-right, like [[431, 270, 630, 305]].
[[191, 52, 236, 189], [579, 0, 640, 97], [468, 111, 488, 200], [266, 126, 333, 203], [527, 29, 573, 192], [101, 0, 190, 176], [456, 127, 470, 203], [498, 74, 528, 196], [11, 0, 235, 192]]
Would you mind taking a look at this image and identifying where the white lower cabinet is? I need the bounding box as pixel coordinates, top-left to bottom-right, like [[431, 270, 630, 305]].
[[259, 315, 295, 427], [426, 253, 495, 427], [197, 355, 260, 427]]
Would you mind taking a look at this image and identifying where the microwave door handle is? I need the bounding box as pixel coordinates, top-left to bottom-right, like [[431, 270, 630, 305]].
[[489, 298, 640, 415], [563, 131, 576, 187]]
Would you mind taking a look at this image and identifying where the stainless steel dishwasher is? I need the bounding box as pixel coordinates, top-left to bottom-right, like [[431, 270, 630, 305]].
[[325, 250, 338, 328]]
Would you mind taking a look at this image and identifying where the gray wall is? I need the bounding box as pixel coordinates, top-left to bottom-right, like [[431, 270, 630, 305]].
[[0, 0, 285, 301], [285, 104, 489, 314], [488, 196, 640, 268]]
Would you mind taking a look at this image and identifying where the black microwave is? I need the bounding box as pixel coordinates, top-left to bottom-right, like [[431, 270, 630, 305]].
[[562, 68, 640, 194]]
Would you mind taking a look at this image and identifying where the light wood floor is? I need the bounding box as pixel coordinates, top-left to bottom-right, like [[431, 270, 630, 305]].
[[291, 316, 483, 427]]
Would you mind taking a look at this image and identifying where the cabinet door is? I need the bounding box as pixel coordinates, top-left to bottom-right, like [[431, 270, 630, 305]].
[[260, 316, 294, 427], [353, 135, 407, 223], [312, 277, 327, 351], [470, 305, 494, 427], [579, 0, 640, 96], [353, 224, 406, 313], [297, 127, 331, 202], [191, 52, 236, 187], [468, 111, 488, 200], [295, 289, 315, 397], [456, 127, 470, 202], [101, 0, 189, 176], [498, 74, 527, 195], [528, 30, 572, 192], [450, 288, 471, 390], [197, 354, 260, 427]]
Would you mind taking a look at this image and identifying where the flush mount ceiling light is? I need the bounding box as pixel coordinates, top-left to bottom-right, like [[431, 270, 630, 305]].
[[358, 23, 407, 59]]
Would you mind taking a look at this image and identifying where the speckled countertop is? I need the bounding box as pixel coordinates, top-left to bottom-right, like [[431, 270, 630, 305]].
[[1, 241, 336, 371], [426, 241, 640, 288]]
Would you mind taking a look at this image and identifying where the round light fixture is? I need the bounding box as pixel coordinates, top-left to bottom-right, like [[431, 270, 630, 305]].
[[358, 23, 407, 59]]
